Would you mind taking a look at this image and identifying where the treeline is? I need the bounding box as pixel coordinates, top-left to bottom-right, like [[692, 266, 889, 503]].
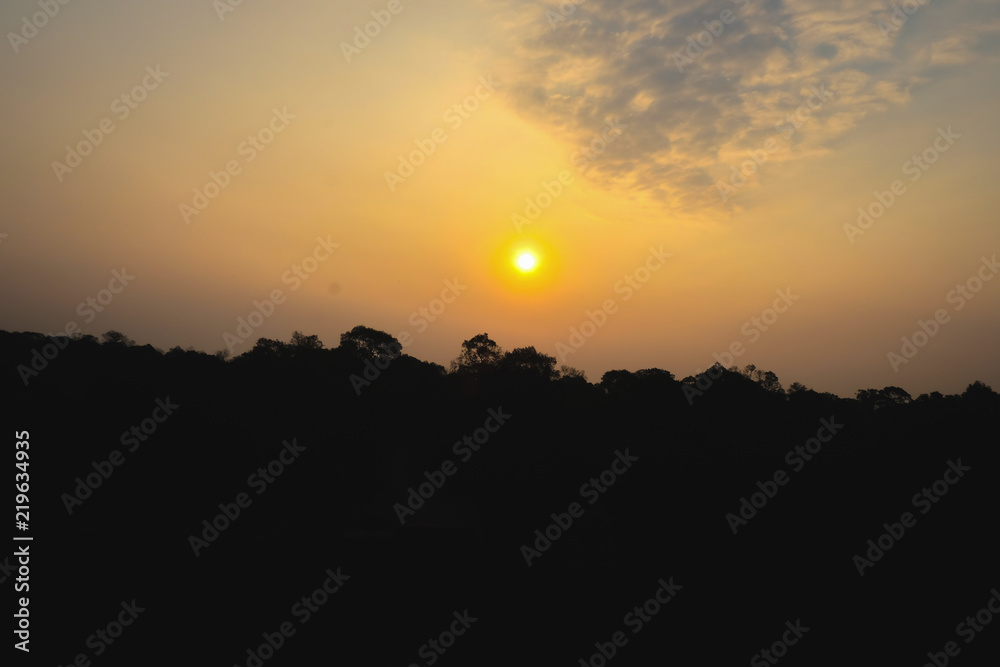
[[4, 326, 999, 665], [9, 326, 994, 409]]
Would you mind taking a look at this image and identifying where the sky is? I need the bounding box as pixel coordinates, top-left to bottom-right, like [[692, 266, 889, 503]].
[[2, 0, 999, 397]]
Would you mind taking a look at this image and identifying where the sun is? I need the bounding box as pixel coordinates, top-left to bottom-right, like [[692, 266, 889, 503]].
[[515, 251, 539, 273], [489, 233, 558, 293]]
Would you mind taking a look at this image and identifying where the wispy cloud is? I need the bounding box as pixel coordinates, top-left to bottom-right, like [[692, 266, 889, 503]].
[[481, 0, 1000, 217]]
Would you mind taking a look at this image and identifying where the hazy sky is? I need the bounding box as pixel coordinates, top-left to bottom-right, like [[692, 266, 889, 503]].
[[3, 0, 999, 397]]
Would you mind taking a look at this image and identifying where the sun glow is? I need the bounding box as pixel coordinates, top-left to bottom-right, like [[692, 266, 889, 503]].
[[487, 234, 560, 296], [515, 251, 539, 273]]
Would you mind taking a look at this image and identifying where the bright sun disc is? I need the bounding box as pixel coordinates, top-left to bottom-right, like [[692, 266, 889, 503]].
[[515, 251, 538, 273], [491, 234, 557, 292]]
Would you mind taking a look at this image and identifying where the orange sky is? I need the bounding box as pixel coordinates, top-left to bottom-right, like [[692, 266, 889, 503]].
[[2, 0, 999, 396]]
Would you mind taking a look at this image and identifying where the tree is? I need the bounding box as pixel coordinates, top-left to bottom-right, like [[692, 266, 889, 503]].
[[250, 337, 290, 358], [101, 330, 135, 346], [290, 331, 323, 351], [962, 381, 998, 409], [635, 368, 675, 382], [501, 346, 557, 380], [963, 381, 995, 398], [759, 370, 783, 394], [450, 333, 503, 373], [742, 364, 783, 393], [882, 386, 912, 404], [600, 370, 634, 394], [339, 326, 400, 360], [856, 386, 911, 408]]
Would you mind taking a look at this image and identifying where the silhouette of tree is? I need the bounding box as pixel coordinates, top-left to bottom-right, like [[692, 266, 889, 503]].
[[635, 368, 675, 382], [501, 346, 557, 380], [339, 326, 400, 360], [248, 337, 291, 359], [759, 371, 783, 393], [101, 330, 135, 346], [450, 333, 503, 373], [962, 381, 999, 410], [290, 331, 323, 351], [600, 370, 635, 394], [963, 380, 995, 398], [856, 386, 912, 408], [742, 363, 783, 393], [883, 386, 912, 403]]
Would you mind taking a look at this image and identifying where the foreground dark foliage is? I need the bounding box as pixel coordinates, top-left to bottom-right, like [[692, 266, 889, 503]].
[[5, 329, 998, 666]]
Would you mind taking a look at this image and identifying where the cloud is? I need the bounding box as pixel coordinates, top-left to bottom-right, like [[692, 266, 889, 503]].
[[481, 0, 1000, 217]]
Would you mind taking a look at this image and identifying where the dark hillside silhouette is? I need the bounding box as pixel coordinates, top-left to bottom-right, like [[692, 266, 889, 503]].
[[5, 327, 999, 666]]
